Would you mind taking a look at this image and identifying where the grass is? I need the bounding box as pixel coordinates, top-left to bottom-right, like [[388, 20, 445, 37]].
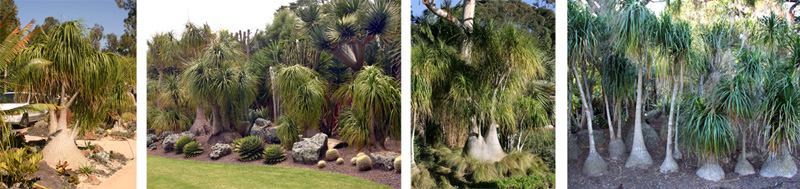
[[147, 156, 392, 188]]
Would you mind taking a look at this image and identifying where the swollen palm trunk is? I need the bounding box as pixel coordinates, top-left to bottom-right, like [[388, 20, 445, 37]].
[[41, 121, 87, 169], [189, 106, 210, 136], [626, 66, 652, 168], [466, 123, 505, 162]]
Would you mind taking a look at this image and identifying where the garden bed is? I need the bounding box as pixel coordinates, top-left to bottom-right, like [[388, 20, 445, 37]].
[[147, 133, 401, 188]]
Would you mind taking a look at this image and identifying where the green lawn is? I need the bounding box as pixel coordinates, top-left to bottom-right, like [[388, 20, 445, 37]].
[[147, 155, 392, 188]]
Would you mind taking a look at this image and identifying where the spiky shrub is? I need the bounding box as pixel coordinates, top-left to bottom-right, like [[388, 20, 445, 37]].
[[77, 163, 96, 176], [183, 141, 204, 158], [337, 158, 345, 165], [356, 155, 372, 171], [174, 135, 195, 154], [317, 160, 326, 168], [759, 71, 800, 155], [0, 147, 43, 187], [276, 116, 301, 149], [263, 145, 286, 164], [233, 136, 266, 161], [394, 156, 401, 173], [326, 149, 339, 161], [680, 96, 737, 162]]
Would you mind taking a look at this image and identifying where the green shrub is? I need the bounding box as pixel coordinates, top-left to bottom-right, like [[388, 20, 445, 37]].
[[183, 141, 204, 158], [233, 136, 266, 161], [336, 158, 345, 165], [0, 147, 43, 187], [276, 116, 300, 149], [262, 145, 286, 164], [356, 155, 372, 171], [524, 129, 555, 171], [77, 163, 96, 176], [325, 149, 339, 161], [68, 174, 80, 185], [110, 131, 134, 138], [471, 173, 555, 188], [317, 160, 326, 168], [174, 135, 195, 154]]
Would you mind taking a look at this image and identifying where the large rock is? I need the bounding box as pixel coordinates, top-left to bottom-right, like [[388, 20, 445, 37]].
[[370, 151, 400, 170], [568, 133, 581, 160], [645, 109, 662, 123], [292, 133, 328, 164], [147, 134, 158, 146], [249, 118, 279, 143], [577, 129, 606, 149], [33, 161, 68, 189], [209, 143, 232, 160], [624, 122, 661, 150], [162, 133, 183, 152]]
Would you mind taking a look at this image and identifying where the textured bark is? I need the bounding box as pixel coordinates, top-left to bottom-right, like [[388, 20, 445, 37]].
[[626, 65, 653, 168], [189, 106, 210, 136]]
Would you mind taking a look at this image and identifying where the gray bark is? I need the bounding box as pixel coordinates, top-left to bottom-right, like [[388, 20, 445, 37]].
[[626, 64, 653, 168]]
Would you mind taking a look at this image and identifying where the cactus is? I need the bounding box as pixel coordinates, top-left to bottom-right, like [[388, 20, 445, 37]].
[[174, 135, 194, 154], [337, 158, 345, 165], [233, 136, 266, 161], [356, 155, 372, 171], [351, 157, 358, 165], [394, 156, 401, 173], [326, 149, 339, 161], [357, 152, 366, 157], [317, 160, 326, 168], [263, 145, 286, 164], [183, 141, 204, 158]]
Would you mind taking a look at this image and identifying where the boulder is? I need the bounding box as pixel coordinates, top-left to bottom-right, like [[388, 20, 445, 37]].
[[249, 118, 279, 143], [92, 144, 105, 153], [146, 134, 158, 146], [162, 133, 183, 152], [33, 161, 68, 189], [93, 152, 110, 164], [645, 109, 662, 123], [209, 143, 232, 160], [577, 129, 606, 149], [83, 175, 102, 185], [624, 122, 661, 150], [292, 133, 328, 164], [148, 143, 157, 151], [370, 151, 400, 170], [158, 131, 175, 141], [568, 133, 581, 160]]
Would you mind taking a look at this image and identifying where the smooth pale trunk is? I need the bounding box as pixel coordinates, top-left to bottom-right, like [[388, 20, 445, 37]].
[[189, 106, 210, 136], [465, 121, 506, 162], [660, 74, 679, 173], [211, 104, 222, 135], [573, 67, 606, 176], [603, 86, 615, 140], [460, 0, 475, 64], [626, 65, 653, 168], [674, 69, 684, 159]]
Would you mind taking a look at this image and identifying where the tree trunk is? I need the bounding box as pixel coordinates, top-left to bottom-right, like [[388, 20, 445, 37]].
[[603, 86, 615, 140], [41, 125, 87, 169], [573, 66, 607, 176], [465, 120, 506, 162], [626, 64, 653, 168], [189, 106, 210, 136], [211, 104, 222, 136], [660, 74, 679, 173], [616, 102, 622, 139], [460, 0, 475, 64], [674, 66, 685, 160]]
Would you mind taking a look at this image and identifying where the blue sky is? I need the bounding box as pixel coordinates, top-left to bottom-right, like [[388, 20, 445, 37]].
[[411, 0, 554, 16], [17, 0, 128, 39]]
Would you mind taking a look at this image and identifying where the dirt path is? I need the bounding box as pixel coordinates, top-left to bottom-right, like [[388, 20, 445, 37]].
[[77, 139, 137, 189]]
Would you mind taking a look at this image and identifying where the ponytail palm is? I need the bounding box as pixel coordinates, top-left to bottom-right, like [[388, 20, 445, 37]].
[[276, 65, 326, 135], [182, 32, 256, 141], [338, 66, 400, 150], [681, 96, 736, 163]]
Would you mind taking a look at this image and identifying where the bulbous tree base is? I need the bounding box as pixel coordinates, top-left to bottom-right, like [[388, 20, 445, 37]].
[[582, 153, 607, 177], [41, 131, 88, 169], [608, 139, 626, 160], [673, 148, 682, 160], [734, 156, 755, 176], [659, 156, 678, 173], [759, 154, 797, 178], [624, 149, 653, 168], [696, 163, 724, 182]]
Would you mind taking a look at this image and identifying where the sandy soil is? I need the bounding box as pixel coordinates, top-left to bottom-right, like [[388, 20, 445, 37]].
[[76, 138, 137, 189], [148, 133, 401, 188], [569, 116, 800, 188]]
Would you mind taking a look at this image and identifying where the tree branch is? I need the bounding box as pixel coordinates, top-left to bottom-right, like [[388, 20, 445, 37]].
[[422, 0, 464, 34]]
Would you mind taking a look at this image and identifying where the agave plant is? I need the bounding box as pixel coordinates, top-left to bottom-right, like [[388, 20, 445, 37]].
[[183, 141, 203, 158], [263, 145, 286, 164], [233, 136, 266, 161]]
